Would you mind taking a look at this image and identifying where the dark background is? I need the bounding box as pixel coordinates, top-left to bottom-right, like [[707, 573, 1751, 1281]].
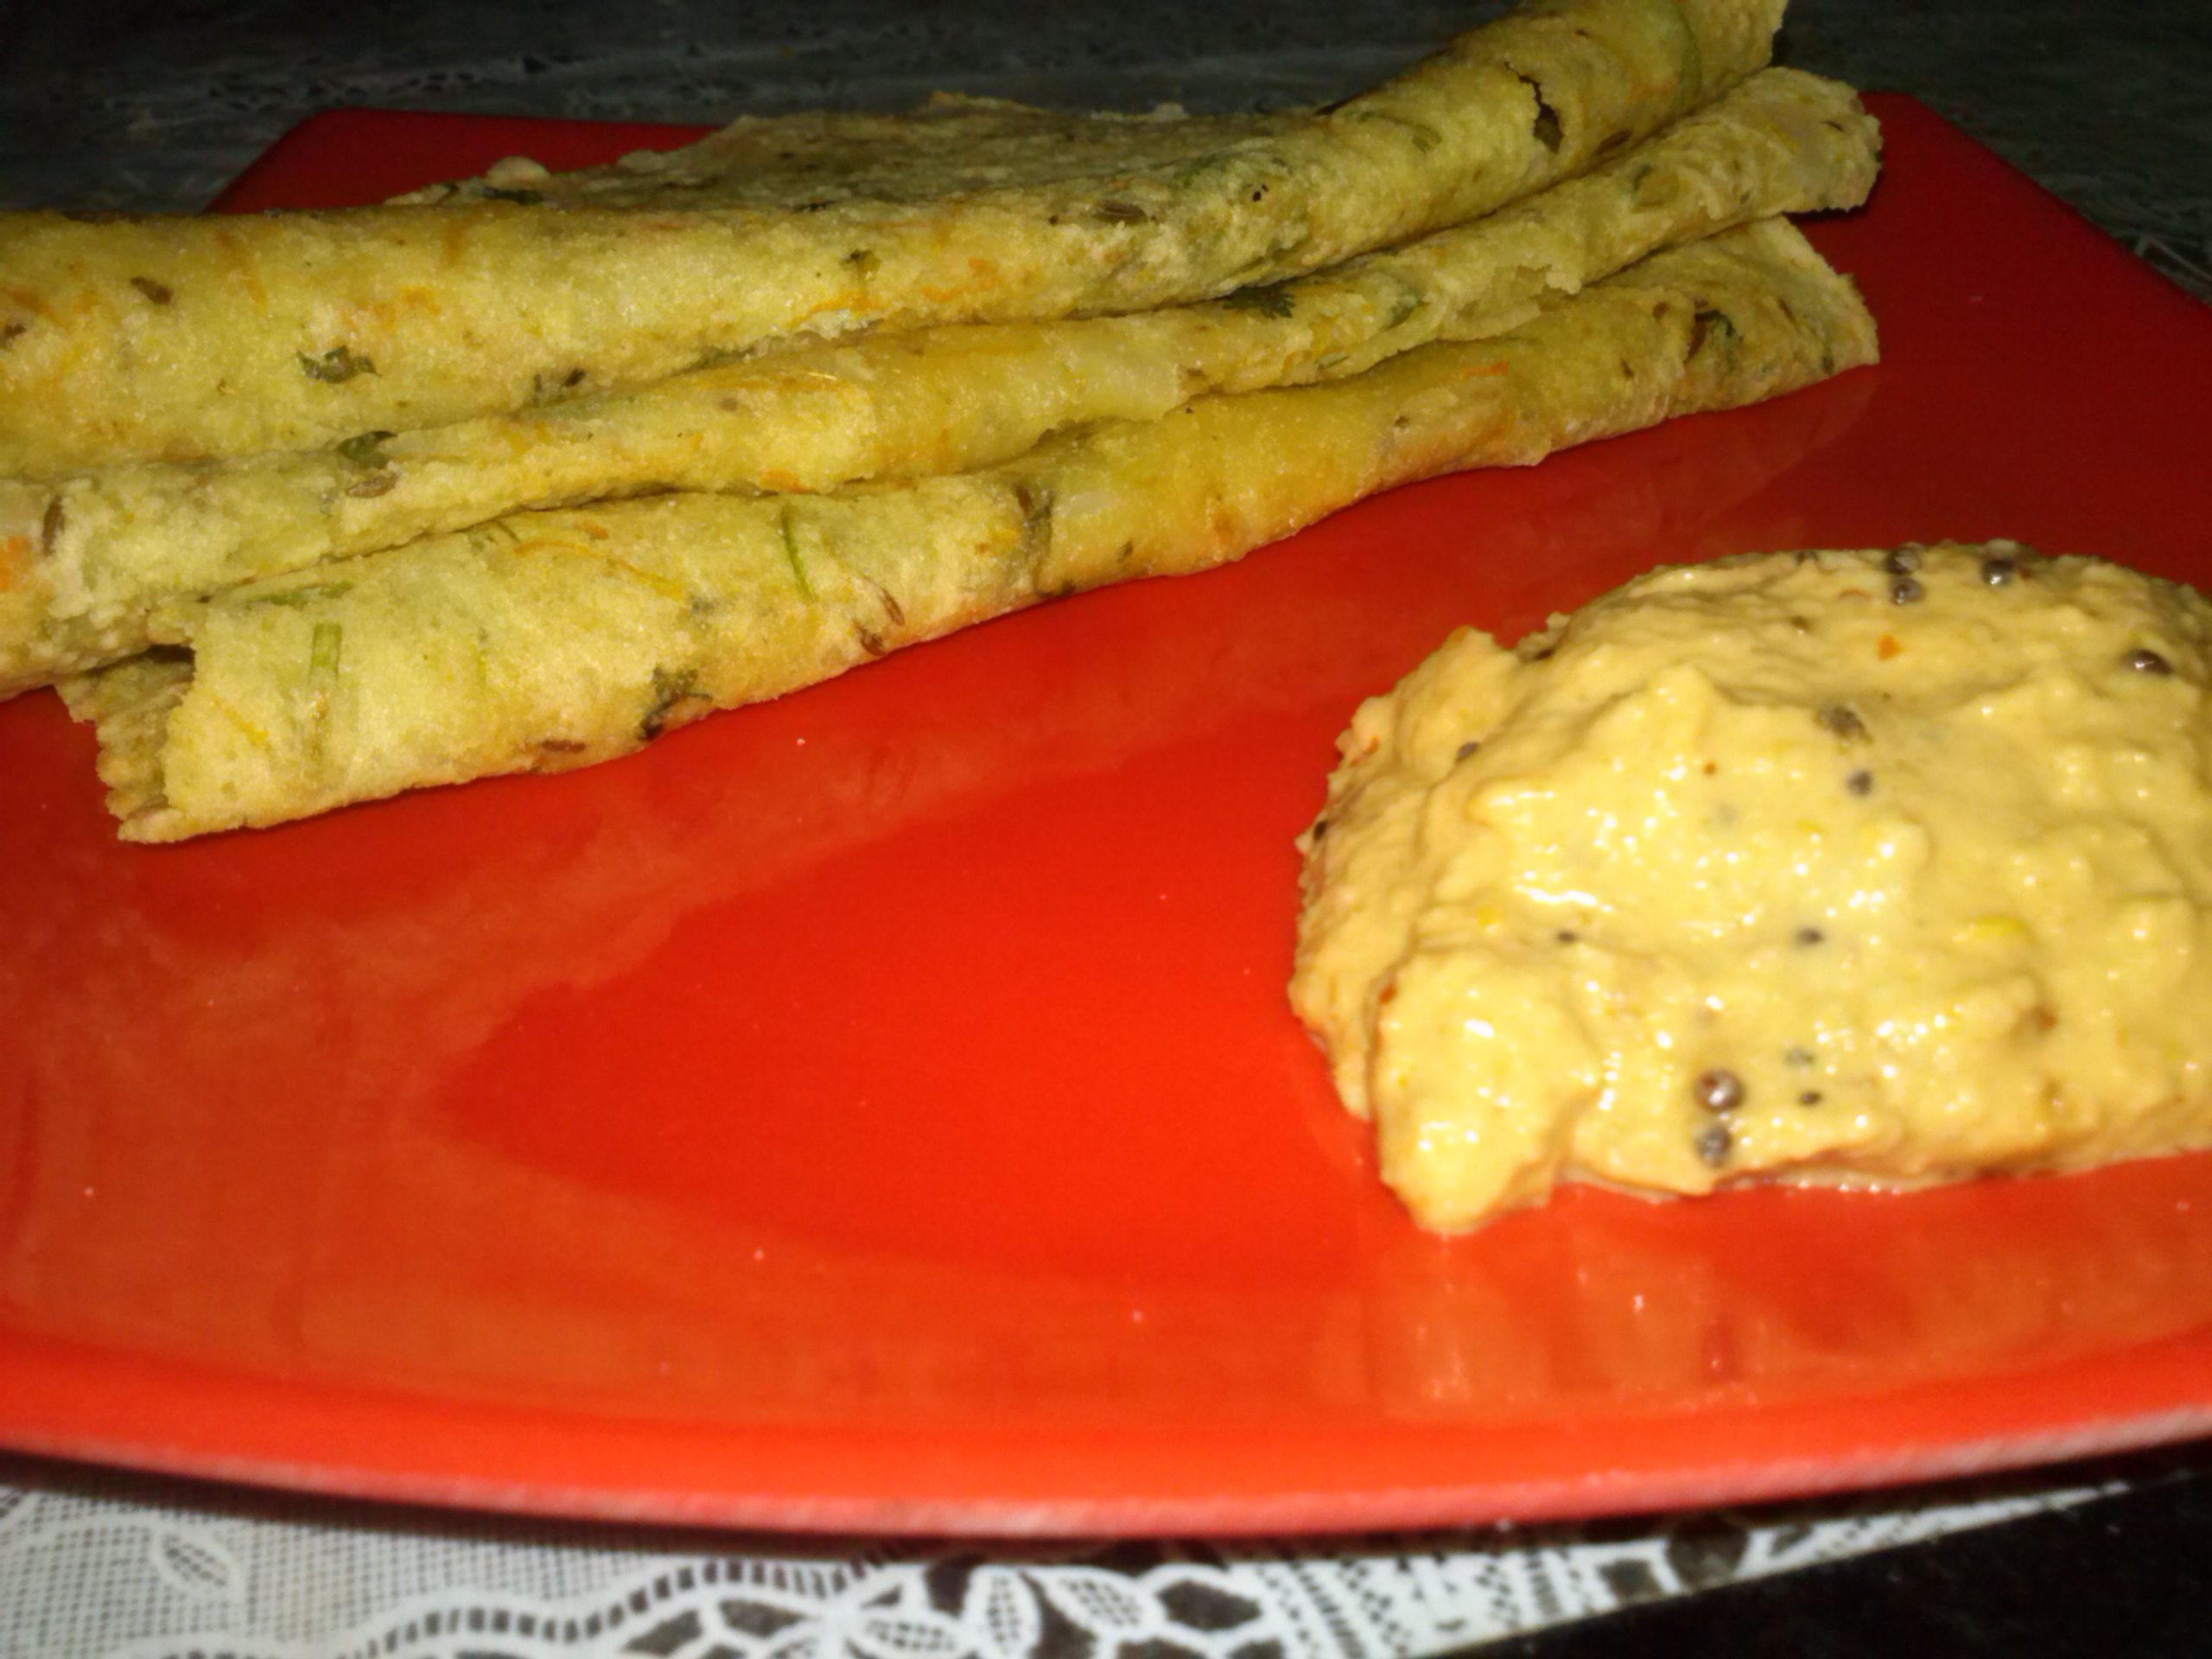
[[0, 0, 2204, 296]]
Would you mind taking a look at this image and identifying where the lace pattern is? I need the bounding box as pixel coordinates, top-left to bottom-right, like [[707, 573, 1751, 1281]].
[[0, 1462, 2120, 1659]]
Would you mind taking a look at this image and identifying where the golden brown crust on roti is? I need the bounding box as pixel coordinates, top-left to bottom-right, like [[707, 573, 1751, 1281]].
[[0, 0, 1784, 476], [0, 69, 1875, 697], [66, 219, 1875, 841]]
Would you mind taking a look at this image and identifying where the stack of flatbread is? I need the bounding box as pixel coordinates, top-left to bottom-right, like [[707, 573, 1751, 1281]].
[[0, 0, 1879, 840]]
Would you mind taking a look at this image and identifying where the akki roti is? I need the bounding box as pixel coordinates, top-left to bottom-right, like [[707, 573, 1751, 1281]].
[[0, 68, 1878, 697], [0, 0, 1789, 475], [63, 221, 1878, 841]]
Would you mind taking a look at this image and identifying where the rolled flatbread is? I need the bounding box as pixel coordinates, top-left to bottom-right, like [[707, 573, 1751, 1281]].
[[65, 219, 1877, 842], [0, 69, 1876, 699], [0, 0, 1785, 475]]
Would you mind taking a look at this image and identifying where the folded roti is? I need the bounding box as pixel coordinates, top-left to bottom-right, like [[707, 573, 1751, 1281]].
[[0, 70, 1876, 699], [66, 219, 1877, 842], [0, 0, 1786, 475]]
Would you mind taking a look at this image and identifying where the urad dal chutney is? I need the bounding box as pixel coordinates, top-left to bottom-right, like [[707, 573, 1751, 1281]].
[[1289, 542, 2212, 1231]]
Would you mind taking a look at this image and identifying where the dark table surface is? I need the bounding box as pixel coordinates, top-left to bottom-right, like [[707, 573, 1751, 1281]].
[[2, 0, 2207, 303], [0, 2, 2207, 1653]]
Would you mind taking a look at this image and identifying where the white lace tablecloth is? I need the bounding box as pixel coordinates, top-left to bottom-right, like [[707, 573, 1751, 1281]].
[[0, 1453, 2133, 1659]]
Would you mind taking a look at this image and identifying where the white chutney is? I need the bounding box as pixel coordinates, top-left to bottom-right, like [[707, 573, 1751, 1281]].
[[1290, 542, 2212, 1231]]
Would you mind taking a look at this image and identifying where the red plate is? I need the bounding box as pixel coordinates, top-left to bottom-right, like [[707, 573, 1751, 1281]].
[[2, 97, 2209, 1535]]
